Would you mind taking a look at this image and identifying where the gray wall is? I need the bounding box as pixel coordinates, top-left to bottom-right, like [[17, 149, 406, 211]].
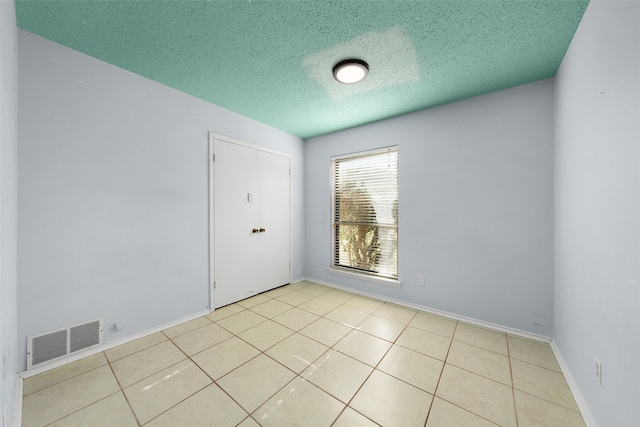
[[554, 1, 640, 426], [17, 30, 304, 371], [305, 79, 554, 336], [0, 0, 18, 424]]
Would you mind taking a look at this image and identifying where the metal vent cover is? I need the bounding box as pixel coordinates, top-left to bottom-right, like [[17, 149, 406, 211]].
[[70, 320, 101, 352], [27, 318, 103, 370]]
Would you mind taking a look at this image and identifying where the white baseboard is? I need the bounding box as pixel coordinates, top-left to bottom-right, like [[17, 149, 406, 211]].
[[305, 276, 552, 343], [12, 373, 22, 427], [19, 278, 314, 381], [306, 277, 599, 423], [19, 309, 210, 380], [14, 278, 584, 427], [550, 341, 597, 427]]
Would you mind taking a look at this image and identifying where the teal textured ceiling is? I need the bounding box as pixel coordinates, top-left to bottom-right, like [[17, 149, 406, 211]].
[[15, 0, 588, 138]]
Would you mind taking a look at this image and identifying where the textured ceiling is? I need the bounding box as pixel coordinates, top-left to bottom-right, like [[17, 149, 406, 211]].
[[15, 0, 588, 139]]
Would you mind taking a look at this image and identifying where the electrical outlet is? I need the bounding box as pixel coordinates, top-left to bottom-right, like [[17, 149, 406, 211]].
[[297, 267, 301, 275], [418, 275, 425, 286], [595, 358, 602, 385]]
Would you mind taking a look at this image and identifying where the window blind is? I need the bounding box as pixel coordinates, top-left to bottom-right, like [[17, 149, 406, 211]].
[[331, 147, 398, 279]]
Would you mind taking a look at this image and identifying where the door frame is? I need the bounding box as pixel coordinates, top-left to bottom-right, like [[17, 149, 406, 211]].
[[208, 132, 293, 311]]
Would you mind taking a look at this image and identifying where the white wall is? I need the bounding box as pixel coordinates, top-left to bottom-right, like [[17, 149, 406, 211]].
[[554, 1, 640, 426], [0, 0, 18, 423], [305, 79, 554, 336], [17, 30, 305, 371]]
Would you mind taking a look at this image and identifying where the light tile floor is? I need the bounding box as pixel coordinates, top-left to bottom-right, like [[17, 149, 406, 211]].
[[22, 281, 586, 427]]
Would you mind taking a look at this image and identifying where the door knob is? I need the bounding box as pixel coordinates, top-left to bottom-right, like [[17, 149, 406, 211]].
[[259, 228, 266, 233], [252, 228, 259, 234]]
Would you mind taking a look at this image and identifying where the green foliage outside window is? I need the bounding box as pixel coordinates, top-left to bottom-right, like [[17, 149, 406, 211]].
[[336, 181, 380, 272]]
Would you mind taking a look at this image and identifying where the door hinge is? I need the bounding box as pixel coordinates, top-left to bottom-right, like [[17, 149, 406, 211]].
[[212, 153, 215, 162], [213, 281, 216, 289]]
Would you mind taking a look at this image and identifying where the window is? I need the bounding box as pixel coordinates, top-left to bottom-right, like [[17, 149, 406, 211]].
[[331, 146, 398, 280]]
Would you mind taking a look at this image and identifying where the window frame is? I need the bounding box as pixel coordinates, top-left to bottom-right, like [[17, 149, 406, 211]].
[[329, 146, 400, 286]]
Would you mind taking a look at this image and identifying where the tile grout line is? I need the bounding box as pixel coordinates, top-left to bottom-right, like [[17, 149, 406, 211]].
[[249, 284, 396, 426], [21, 357, 107, 399], [265, 289, 463, 426], [24, 347, 162, 426], [24, 281, 584, 427], [151, 294, 313, 426], [179, 310, 290, 427], [148, 331, 216, 424], [238, 281, 357, 425], [28, 284, 375, 425], [507, 335, 585, 415], [23, 357, 138, 427], [139, 330, 249, 426], [331, 306, 416, 426], [41, 392, 122, 427], [110, 324, 254, 426], [507, 333, 520, 427], [38, 388, 124, 427], [197, 284, 354, 426], [243, 311, 348, 425], [105, 350, 143, 427], [271, 285, 365, 426], [427, 323, 509, 427], [104, 334, 170, 365], [424, 319, 458, 427]]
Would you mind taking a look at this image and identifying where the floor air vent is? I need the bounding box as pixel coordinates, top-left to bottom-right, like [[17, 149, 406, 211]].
[[27, 318, 103, 370]]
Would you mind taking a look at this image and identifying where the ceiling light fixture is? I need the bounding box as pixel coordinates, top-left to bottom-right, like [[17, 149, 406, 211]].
[[333, 59, 369, 84]]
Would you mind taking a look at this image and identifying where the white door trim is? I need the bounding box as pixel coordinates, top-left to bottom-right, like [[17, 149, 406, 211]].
[[208, 135, 214, 311], [209, 132, 291, 158], [208, 132, 293, 311]]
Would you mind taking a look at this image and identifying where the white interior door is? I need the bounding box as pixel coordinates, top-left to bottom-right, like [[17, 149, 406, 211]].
[[211, 135, 291, 309], [257, 150, 291, 292], [213, 139, 258, 307]]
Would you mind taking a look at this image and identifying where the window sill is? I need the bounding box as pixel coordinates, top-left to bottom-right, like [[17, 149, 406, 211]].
[[327, 267, 401, 288]]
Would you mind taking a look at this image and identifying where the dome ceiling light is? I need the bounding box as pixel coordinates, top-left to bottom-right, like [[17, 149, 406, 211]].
[[332, 59, 369, 84]]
